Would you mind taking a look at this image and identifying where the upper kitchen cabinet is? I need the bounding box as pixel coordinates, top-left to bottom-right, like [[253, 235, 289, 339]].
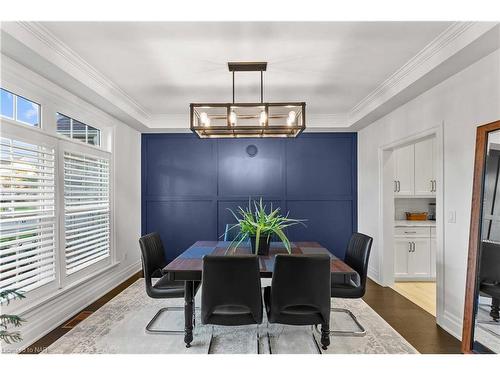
[[394, 137, 436, 197], [414, 137, 437, 196], [394, 144, 415, 196]]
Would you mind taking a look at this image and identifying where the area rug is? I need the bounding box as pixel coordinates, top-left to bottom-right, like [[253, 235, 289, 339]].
[[42, 279, 418, 354]]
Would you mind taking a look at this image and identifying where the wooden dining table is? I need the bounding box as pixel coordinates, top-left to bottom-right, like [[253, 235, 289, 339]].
[[163, 240, 359, 349]]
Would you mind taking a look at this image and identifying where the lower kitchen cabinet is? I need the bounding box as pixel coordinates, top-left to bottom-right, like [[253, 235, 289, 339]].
[[394, 226, 435, 281], [394, 239, 411, 278], [412, 238, 431, 277]]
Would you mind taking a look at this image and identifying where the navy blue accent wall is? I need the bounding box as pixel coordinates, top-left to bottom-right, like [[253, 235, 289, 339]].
[[142, 133, 357, 261]]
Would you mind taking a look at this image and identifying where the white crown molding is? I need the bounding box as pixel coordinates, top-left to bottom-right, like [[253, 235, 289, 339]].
[[1, 21, 498, 133], [1, 54, 125, 129], [349, 21, 499, 127], [1, 22, 150, 123]]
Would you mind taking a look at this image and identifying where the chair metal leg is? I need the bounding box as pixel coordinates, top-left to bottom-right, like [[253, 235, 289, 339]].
[[311, 325, 323, 354], [207, 326, 215, 354], [145, 307, 185, 335], [329, 307, 366, 337], [267, 322, 322, 354], [266, 322, 273, 354], [257, 328, 261, 354]]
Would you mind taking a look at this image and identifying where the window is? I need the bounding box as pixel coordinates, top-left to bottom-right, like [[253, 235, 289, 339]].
[[1, 89, 14, 119], [63, 151, 110, 274], [0, 88, 40, 127], [0, 136, 56, 292], [57, 113, 101, 146]]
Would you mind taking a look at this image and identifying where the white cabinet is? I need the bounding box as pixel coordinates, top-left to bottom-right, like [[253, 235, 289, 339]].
[[394, 239, 411, 277], [414, 138, 436, 196], [394, 137, 436, 197], [394, 226, 435, 280], [411, 238, 431, 276], [394, 144, 414, 196]]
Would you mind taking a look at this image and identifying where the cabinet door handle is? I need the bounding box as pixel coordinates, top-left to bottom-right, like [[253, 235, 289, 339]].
[[404, 231, 417, 234], [430, 180, 433, 192], [433, 180, 436, 192], [394, 180, 397, 192], [412, 242, 415, 252], [397, 180, 400, 192], [408, 242, 412, 253]]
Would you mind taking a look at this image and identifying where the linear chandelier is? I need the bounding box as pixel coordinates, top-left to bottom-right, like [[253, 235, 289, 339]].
[[190, 62, 305, 138]]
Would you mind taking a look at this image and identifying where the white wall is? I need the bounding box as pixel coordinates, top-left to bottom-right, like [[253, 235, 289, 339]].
[[113, 123, 142, 269], [358, 49, 500, 339], [0, 56, 142, 352]]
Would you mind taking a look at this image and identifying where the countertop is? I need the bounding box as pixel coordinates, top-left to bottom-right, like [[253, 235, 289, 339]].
[[394, 220, 436, 227]]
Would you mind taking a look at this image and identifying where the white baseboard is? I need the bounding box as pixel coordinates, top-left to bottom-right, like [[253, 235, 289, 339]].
[[438, 310, 463, 341], [368, 266, 380, 284], [394, 276, 437, 282], [2, 261, 141, 354]]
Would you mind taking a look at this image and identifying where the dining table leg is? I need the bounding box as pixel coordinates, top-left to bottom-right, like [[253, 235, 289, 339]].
[[184, 280, 194, 348], [320, 323, 330, 350]]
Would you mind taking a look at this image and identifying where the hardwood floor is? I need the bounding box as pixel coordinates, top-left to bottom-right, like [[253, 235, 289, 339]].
[[363, 278, 461, 354], [21, 273, 461, 354], [393, 281, 436, 316]]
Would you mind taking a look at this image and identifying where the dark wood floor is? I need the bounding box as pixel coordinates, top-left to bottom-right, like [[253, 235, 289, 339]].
[[21, 273, 461, 354], [363, 278, 461, 354]]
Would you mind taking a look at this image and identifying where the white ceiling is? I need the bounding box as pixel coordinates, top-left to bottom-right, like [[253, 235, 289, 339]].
[[39, 22, 452, 116]]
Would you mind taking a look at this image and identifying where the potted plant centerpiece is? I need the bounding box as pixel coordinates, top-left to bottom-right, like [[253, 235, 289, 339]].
[[225, 199, 305, 256]]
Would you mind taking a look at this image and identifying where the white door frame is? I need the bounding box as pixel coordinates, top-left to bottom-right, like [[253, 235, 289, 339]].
[[377, 122, 445, 323]]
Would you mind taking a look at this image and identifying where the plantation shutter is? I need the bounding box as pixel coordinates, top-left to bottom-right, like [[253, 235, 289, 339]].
[[64, 151, 110, 274], [0, 137, 56, 292]]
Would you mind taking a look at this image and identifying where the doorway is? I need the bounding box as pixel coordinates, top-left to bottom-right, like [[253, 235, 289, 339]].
[[378, 125, 444, 322]]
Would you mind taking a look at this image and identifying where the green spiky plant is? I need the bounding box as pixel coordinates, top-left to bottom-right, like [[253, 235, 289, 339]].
[[0, 289, 26, 344], [225, 198, 306, 254]]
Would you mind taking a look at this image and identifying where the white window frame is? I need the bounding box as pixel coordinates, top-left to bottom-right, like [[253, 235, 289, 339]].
[[58, 140, 113, 286], [0, 120, 62, 310], [0, 88, 42, 129], [1, 120, 115, 313], [1, 56, 117, 315], [56, 112, 102, 147]]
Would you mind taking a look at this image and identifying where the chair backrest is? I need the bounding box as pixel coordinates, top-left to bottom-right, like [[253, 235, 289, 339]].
[[139, 232, 167, 287], [270, 254, 331, 323], [344, 232, 373, 293], [479, 241, 500, 284], [201, 255, 262, 324]]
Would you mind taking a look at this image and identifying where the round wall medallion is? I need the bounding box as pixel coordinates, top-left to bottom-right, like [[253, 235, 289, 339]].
[[246, 144, 258, 157]]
